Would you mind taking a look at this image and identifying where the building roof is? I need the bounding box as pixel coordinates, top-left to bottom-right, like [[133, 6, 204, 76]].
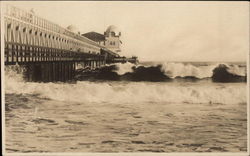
[[82, 32, 105, 42]]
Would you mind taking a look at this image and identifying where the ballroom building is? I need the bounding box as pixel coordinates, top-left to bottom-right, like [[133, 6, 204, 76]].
[[82, 25, 122, 53]]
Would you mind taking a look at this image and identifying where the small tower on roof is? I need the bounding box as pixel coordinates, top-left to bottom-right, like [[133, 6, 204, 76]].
[[67, 25, 80, 35], [103, 25, 122, 53]]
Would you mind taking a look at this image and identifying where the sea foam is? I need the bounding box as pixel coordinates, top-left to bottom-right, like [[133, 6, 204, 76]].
[[5, 66, 246, 105]]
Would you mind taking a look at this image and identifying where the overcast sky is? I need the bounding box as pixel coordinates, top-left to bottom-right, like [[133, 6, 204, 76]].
[[4, 1, 249, 62]]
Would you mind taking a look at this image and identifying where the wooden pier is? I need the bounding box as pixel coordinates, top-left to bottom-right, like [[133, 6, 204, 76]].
[[4, 42, 106, 82], [3, 5, 137, 82]]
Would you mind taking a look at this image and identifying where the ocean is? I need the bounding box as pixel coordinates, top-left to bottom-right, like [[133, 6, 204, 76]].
[[4, 61, 247, 152]]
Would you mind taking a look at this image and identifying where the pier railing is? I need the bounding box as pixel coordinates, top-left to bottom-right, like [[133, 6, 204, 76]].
[[5, 42, 104, 65]]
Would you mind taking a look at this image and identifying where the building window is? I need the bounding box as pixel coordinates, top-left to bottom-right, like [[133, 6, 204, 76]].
[[111, 32, 115, 37]]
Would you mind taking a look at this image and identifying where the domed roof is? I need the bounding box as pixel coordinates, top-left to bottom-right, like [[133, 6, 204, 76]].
[[67, 25, 79, 34], [106, 25, 120, 35]]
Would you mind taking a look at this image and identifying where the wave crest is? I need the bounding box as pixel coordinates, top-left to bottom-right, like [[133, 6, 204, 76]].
[[4, 71, 246, 104], [75, 62, 246, 82], [4, 65, 246, 104]]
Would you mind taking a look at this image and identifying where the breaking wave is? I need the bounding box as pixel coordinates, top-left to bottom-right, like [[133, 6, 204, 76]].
[[5, 67, 246, 105], [75, 62, 247, 82]]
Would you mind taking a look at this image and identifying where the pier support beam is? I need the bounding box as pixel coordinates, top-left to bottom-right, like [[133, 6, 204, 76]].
[[23, 61, 76, 82]]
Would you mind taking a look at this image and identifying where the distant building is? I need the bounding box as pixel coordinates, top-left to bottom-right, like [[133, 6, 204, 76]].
[[82, 25, 122, 53]]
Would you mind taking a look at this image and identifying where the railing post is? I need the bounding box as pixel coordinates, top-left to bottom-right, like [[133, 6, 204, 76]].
[[35, 47, 37, 62], [5, 43, 9, 64], [13, 44, 16, 63], [24, 45, 27, 62], [37, 47, 40, 62], [29, 46, 31, 62], [41, 48, 44, 62], [46, 48, 48, 61], [51, 49, 54, 61], [20, 45, 23, 63], [43, 47, 46, 62], [49, 48, 52, 62], [11, 43, 14, 63], [31, 46, 34, 62], [16, 44, 19, 63]]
